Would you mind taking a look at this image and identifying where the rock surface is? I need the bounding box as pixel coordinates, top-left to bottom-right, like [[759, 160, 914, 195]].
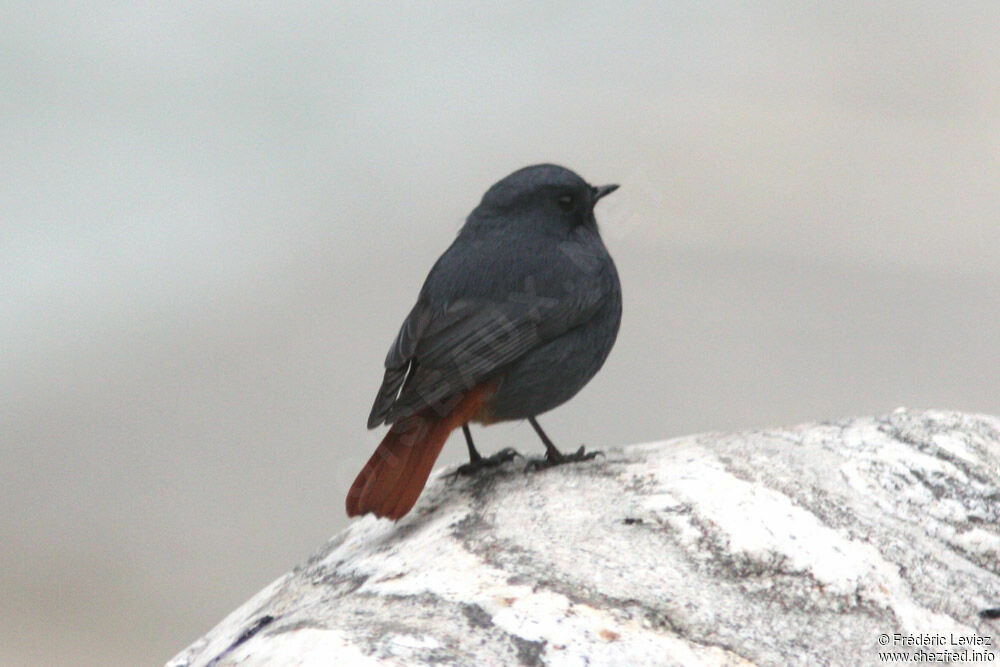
[[168, 410, 1000, 666]]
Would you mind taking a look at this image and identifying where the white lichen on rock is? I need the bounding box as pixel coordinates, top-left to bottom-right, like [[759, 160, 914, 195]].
[[168, 409, 1000, 666]]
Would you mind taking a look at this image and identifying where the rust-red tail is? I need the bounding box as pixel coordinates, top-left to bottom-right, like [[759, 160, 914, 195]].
[[346, 385, 492, 520]]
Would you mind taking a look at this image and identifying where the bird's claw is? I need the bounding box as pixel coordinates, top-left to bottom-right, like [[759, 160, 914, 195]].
[[524, 445, 601, 472], [453, 448, 523, 476]]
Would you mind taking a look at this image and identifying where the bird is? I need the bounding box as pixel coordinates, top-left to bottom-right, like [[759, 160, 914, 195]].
[[346, 164, 622, 520]]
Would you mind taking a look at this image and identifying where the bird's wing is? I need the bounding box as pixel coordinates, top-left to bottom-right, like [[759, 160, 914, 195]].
[[367, 284, 606, 428]]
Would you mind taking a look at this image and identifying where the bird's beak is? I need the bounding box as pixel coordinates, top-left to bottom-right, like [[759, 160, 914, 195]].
[[593, 184, 620, 202]]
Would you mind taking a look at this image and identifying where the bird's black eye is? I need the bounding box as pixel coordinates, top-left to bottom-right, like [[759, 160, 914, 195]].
[[557, 194, 575, 211]]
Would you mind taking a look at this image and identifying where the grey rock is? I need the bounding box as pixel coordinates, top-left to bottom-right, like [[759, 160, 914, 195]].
[[168, 409, 1000, 666]]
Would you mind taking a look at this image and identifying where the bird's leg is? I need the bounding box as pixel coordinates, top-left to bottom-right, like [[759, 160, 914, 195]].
[[453, 424, 521, 476], [525, 416, 600, 471], [463, 424, 483, 464]]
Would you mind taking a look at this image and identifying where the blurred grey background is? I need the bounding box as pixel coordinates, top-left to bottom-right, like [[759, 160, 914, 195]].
[[3, 2, 998, 664]]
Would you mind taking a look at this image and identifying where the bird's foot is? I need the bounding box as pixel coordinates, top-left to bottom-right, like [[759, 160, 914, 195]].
[[453, 448, 523, 476], [524, 445, 601, 472]]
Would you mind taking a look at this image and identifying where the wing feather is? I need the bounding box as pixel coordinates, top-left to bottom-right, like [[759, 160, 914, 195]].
[[368, 287, 604, 427]]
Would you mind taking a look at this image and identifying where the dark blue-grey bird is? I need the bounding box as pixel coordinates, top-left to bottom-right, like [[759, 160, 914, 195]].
[[347, 164, 621, 520]]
